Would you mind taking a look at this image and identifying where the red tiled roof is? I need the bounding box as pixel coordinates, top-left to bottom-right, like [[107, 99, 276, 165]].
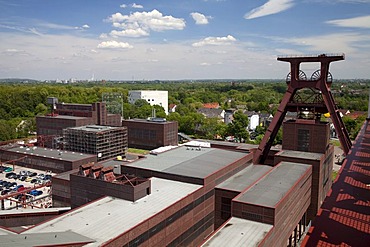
[[302, 119, 370, 247], [203, 102, 220, 109]]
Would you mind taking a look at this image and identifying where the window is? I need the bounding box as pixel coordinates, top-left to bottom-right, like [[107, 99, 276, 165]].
[[297, 129, 310, 151]]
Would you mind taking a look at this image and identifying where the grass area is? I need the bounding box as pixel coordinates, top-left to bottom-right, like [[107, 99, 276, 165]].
[[332, 170, 339, 181], [127, 148, 150, 155], [330, 139, 341, 147]]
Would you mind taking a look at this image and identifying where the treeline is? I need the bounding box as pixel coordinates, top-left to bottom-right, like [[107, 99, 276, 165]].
[[0, 80, 368, 142]]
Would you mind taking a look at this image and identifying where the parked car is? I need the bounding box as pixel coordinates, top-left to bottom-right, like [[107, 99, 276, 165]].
[[19, 170, 27, 176], [5, 172, 16, 178], [28, 190, 43, 196], [1, 189, 10, 195], [4, 167, 13, 172], [25, 177, 33, 182]]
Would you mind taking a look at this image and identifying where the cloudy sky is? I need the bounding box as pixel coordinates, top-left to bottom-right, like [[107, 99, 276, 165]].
[[1, 0, 370, 80]]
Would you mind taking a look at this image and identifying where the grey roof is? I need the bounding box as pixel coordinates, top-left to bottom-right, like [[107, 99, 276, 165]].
[[235, 162, 311, 207], [197, 108, 224, 118], [276, 150, 323, 161], [37, 115, 88, 120], [124, 146, 248, 179], [6, 146, 95, 162], [194, 139, 258, 150], [216, 165, 272, 192], [24, 177, 201, 246], [66, 125, 123, 132], [0, 207, 71, 216], [0, 231, 95, 246], [54, 169, 79, 181], [201, 217, 272, 247], [123, 118, 175, 124], [0, 227, 15, 236]]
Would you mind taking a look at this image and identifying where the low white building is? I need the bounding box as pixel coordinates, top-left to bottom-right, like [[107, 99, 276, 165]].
[[128, 90, 168, 114]]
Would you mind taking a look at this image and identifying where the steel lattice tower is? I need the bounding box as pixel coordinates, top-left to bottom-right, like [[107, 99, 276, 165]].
[[254, 54, 352, 164]]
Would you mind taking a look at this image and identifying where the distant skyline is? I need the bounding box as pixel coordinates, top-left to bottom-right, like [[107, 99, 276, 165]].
[[1, 0, 370, 80]]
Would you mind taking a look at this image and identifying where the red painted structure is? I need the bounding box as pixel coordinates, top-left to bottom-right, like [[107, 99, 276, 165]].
[[302, 120, 370, 246], [254, 54, 352, 164]]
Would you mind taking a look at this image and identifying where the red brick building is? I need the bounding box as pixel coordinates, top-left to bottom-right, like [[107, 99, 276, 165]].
[[122, 118, 178, 150], [36, 101, 121, 148]]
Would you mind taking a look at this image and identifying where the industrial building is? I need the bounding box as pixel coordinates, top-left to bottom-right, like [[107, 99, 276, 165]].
[[0, 54, 369, 246], [0, 145, 96, 173], [122, 118, 178, 150], [128, 90, 169, 114], [36, 98, 122, 148], [63, 125, 128, 162]]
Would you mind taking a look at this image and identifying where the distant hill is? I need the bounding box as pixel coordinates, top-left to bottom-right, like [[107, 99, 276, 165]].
[[0, 78, 40, 83]]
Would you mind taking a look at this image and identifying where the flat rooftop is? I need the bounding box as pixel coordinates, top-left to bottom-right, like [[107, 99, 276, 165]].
[[235, 162, 311, 207], [37, 115, 88, 120], [123, 146, 249, 179], [67, 125, 123, 132], [4, 146, 96, 162], [201, 217, 272, 247], [216, 164, 272, 192], [24, 177, 201, 246], [0, 231, 95, 247], [123, 118, 174, 124], [276, 150, 323, 161]]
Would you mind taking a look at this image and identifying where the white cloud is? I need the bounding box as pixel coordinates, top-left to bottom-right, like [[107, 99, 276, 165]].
[[244, 0, 294, 19], [132, 3, 144, 8], [120, 4, 127, 8], [99, 33, 108, 39], [326, 15, 370, 29], [192, 35, 237, 47], [82, 24, 90, 29], [110, 28, 149, 37], [97, 40, 133, 49], [283, 32, 370, 53], [107, 9, 185, 37], [190, 12, 209, 25]]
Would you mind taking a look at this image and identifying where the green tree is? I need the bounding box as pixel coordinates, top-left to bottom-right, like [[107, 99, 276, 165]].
[[227, 110, 249, 143], [35, 103, 49, 116]]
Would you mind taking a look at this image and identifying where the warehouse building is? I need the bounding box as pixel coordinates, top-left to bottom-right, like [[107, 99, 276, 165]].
[[0, 145, 96, 173]]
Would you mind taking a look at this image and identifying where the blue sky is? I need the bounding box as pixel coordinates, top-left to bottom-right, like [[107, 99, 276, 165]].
[[1, 0, 370, 80]]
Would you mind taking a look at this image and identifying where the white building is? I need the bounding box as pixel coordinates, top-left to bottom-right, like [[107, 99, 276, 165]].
[[128, 90, 169, 114]]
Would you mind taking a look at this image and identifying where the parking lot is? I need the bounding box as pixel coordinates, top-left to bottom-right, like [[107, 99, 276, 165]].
[[0, 165, 53, 210]]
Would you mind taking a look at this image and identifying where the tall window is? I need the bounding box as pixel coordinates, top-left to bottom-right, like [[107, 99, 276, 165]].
[[297, 129, 310, 151]]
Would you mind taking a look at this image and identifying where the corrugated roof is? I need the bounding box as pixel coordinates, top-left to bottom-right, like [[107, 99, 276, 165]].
[[24, 177, 201, 246], [201, 217, 272, 247], [235, 162, 311, 207], [302, 120, 370, 247], [125, 146, 248, 179], [216, 164, 272, 192]]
